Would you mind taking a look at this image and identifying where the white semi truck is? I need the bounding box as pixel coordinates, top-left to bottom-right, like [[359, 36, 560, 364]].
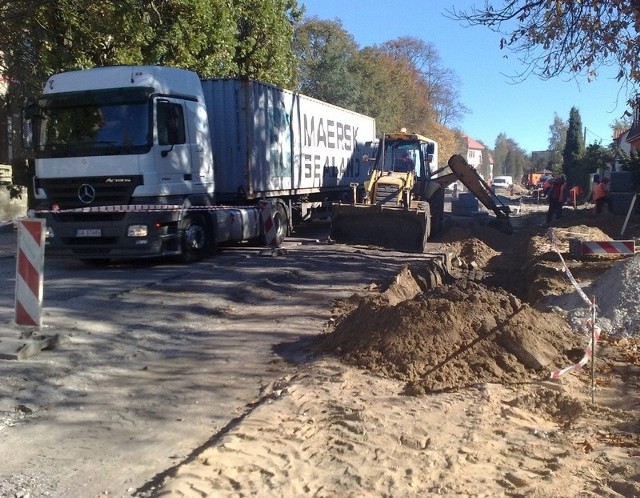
[[24, 66, 376, 262]]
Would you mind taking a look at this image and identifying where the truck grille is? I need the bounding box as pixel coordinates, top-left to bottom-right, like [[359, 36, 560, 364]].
[[39, 175, 143, 210], [374, 184, 402, 205]]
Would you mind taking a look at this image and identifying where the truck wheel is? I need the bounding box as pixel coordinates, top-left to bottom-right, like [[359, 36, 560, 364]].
[[180, 213, 211, 262]]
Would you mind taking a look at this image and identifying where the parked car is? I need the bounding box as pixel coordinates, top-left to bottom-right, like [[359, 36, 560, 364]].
[[492, 176, 513, 189]]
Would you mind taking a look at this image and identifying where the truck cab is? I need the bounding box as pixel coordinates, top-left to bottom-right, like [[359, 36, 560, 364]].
[[24, 66, 221, 261]]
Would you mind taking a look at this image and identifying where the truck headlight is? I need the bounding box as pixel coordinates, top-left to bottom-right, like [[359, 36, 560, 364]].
[[45, 227, 54, 238], [127, 224, 148, 237]]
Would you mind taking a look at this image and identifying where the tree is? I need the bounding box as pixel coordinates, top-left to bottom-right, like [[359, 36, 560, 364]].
[[0, 0, 302, 105], [618, 149, 640, 191], [562, 107, 585, 184], [493, 133, 529, 180], [233, 0, 302, 88], [547, 113, 567, 171], [448, 2, 640, 93], [379, 37, 469, 127], [349, 47, 419, 132], [292, 17, 360, 108]]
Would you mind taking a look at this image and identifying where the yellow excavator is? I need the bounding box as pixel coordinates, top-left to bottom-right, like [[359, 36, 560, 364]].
[[330, 131, 513, 252]]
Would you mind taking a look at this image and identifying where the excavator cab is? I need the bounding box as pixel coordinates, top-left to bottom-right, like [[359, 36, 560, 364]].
[[330, 132, 445, 252]]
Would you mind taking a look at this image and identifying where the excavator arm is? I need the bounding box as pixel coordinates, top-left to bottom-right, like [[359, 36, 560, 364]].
[[447, 155, 513, 235]]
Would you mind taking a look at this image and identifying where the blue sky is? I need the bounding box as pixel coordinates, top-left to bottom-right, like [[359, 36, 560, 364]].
[[300, 0, 633, 153]]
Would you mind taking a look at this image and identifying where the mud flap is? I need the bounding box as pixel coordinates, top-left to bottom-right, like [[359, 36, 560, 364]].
[[330, 203, 431, 253]]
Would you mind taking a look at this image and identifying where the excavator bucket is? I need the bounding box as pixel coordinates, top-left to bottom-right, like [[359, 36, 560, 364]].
[[447, 155, 514, 236], [330, 203, 431, 252]]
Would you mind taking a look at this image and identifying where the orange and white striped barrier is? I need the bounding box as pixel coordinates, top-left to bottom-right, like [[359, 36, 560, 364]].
[[15, 219, 45, 327]]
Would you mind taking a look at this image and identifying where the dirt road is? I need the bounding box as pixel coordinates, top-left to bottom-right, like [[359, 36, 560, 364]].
[[1, 203, 640, 498], [0, 223, 441, 497]]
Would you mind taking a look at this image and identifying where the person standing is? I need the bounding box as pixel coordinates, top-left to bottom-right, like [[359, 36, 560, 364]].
[[546, 175, 567, 223], [593, 176, 612, 214]]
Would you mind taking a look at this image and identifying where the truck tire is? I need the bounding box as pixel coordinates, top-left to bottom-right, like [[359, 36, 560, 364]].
[[180, 213, 211, 262]]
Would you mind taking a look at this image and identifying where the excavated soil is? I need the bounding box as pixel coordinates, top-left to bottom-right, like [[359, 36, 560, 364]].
[[315, 208, 640, 396], [317, 279, 582, 394]]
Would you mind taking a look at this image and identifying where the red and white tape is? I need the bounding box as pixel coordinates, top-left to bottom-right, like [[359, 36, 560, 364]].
[[35, 204, 257, 214], [550, 319, 601, 379], [15, 219, 45, 327], [547, 230, 600, 379]]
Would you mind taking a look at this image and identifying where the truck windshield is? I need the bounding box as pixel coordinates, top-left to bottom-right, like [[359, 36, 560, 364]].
[[37, 102, 150, 157]]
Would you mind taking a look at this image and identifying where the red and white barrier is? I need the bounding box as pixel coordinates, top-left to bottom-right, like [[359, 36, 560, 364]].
[[15, 219, 45, 327], [259, 200, 280, 247], [581, 240, 635, 255]]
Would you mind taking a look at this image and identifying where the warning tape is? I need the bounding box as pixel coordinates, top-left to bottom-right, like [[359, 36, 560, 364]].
[[547, 230, 600, 379], [33, 203, 258, 215], [550, 319, 600, 379]]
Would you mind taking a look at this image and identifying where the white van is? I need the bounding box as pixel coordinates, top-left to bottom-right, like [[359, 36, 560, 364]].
[[492, 176, 513, 189]]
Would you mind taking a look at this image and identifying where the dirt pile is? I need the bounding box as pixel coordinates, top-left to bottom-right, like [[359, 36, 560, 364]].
[[317, 276, 583, 394], [316, 224, 621, 395]]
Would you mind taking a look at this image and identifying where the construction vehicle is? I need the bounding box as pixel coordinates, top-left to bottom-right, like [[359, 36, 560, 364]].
[[22, 65, 375, 262], [330, 132, 513, 252]]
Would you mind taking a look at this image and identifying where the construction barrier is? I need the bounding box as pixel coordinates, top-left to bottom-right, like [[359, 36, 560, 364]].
[[259, 200, 280, 248], [548, 230, 600, 379], [569, 238, 636, 257], [15, 219, 45, 327]]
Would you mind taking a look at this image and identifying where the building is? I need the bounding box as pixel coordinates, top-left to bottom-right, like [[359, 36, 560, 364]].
[[626, 95, 640, 152]]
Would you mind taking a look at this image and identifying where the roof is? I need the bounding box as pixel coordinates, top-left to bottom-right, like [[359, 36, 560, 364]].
[[465, 136, 485, 150]]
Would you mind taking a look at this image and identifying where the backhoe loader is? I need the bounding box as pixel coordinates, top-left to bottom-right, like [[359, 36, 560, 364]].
[[330, 132, 513, 252]]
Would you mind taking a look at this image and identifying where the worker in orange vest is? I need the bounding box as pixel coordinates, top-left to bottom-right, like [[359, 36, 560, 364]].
[[593, 177, 612, 214], [546, 175, 568, 223]]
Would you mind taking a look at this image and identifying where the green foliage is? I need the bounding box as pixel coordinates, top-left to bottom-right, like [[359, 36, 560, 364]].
[[233, 0, 302, 87], [562, 107, 585, 184], [617, 149, 640, 191], [0, 0, 302, 106], [570, 142, 615, 191], [292, 17, 360, 108], [547, 113, 567, 170], [493, 133, 529, 180]]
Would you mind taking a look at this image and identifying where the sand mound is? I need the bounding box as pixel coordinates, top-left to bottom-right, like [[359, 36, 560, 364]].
[[317, 277, 582, 394], [559, 254, 640, 336]]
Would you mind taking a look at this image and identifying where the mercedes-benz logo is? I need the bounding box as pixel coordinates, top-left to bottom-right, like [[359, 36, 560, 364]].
[[78, 184, 96, 204]]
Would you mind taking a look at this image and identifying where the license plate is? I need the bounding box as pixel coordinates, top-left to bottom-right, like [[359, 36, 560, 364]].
[[76, 228, 102, 237]]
